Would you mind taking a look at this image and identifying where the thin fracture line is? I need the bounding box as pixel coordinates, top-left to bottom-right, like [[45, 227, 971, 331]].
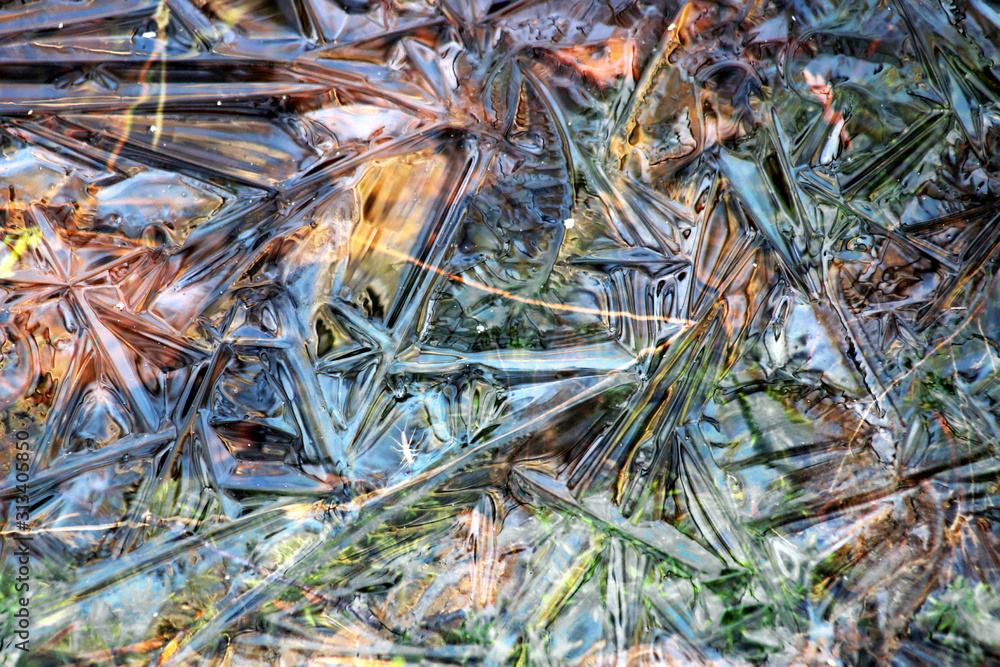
[[371, 241, 696, 327]]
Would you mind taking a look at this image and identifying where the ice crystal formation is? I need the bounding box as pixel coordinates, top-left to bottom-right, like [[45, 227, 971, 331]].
[[2, 0, 1000, 665]]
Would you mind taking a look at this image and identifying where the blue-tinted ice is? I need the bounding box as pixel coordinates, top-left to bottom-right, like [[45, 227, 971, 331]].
[[2, 0, 1000, 664]]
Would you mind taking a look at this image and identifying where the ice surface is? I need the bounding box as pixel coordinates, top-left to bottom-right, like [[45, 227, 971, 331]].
[[2, 0, 1000, 664]]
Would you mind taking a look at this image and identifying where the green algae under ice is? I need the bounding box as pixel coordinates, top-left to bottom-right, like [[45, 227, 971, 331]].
[[1, 0, 1000, 664]]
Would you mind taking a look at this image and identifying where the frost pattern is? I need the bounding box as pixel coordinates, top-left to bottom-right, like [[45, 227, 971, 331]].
[[2, 0, 1000, 665]]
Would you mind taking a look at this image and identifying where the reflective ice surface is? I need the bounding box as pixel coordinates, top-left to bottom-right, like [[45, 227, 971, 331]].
[[2, 0, 1000, 664]]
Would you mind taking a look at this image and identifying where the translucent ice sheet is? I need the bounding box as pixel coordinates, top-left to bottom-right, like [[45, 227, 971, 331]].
[[2, 0, 1000, 664]]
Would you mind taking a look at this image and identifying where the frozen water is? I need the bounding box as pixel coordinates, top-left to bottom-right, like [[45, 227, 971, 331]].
[[2, 0, 1000, 664]]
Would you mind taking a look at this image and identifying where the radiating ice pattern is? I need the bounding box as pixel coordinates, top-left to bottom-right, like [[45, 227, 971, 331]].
[[2, 0, 1000, 664]]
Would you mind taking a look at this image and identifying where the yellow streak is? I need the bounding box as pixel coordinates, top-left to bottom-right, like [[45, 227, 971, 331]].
[[106, 0, 171, 173], [371, 241, 696, 327]]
